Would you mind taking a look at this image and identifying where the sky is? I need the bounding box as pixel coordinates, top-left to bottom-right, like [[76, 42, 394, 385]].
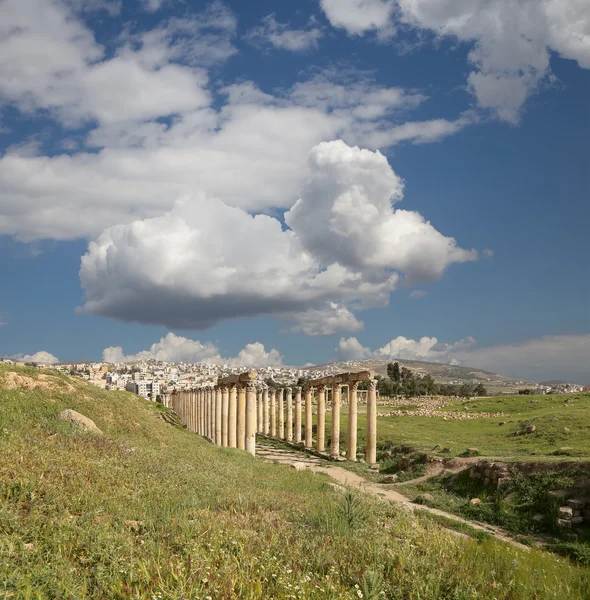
[[0, 0, 589, 383]]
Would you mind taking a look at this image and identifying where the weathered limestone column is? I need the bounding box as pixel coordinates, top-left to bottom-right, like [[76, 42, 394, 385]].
[[204, 389, 208, 439], [304, 387, 313, 448], [203, 387, 209, 438], [215, 387, 222, 445], [228, 384, 237, 448], [278, 388, 285, 439], [331, 382, 341, 458], [193, 389, 199, 433], [257, 388, 263, 433], [294, 386, 302, 444], [317, 385, 326, 452], [366, 379, 377, 464], [245, 382, 257, 456], [199, 388, 205, 435], [347, 382, 359, 461], [285, 387, 293, 442], [270, 389, 277, 437], [237, 384, 246, 450], [209, 387, 215, 441], [221, 386, 229, 447], [263, 387, 269, 435]]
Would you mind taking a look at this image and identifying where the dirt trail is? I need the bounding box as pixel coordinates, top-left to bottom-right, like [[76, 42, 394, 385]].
[[256, 442, 526, 548]]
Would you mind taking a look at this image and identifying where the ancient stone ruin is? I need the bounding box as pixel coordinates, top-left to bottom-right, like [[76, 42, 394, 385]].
[[161, 369, 378, 463]]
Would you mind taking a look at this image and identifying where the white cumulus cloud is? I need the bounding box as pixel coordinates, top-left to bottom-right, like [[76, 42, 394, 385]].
[[103, 333, 283, 366], [334, 333, 590, 384], [0, 1, 472, 243], [80, 140, 476, 331], [396, 0, 590, 123], [321, 0, 590, 122], [246, 14, 323, 52], [11, 351, 60, 365], [320, 0, 396, 37]]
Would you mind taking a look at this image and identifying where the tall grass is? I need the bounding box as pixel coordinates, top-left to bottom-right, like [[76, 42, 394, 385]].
[[1, 365, 589, 599]]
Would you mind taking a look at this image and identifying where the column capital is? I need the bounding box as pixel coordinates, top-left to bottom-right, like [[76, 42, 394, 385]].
[[368, 379, 378, 391], [294, 386, 302, 393], [246, 381, 257, 392], [285, 386, 292, 393], [351, 381, 360, 391]]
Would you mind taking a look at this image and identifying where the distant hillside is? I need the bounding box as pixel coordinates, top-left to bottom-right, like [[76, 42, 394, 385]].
[[301, 358, 537, 395]]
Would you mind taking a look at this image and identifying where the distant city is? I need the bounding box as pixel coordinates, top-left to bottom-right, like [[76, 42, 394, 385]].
[[1, 357, 585, 401]]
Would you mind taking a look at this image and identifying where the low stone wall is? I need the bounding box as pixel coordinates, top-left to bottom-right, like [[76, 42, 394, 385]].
[[378, 409, 504, 420], [468, 460, 590, 528]]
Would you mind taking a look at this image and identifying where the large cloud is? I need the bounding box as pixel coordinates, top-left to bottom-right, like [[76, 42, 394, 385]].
[[11, 351, 60, 365], [334, 333, 590, 384], [321, 0, 590, 122], [103, 333, 283, 366], [0, 1, 472, 243], [80, 140, 476, 331]]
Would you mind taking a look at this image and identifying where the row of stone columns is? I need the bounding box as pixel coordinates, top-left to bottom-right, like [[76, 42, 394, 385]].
[[164, 371, 378, 464]]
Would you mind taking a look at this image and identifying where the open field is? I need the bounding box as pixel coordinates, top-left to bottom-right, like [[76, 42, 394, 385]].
[[327, 392, 590, 460], [2, 364, 590, 599]]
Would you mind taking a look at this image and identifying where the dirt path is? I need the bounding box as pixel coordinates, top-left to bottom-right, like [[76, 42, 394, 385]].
[[256, 442, 526, 548]]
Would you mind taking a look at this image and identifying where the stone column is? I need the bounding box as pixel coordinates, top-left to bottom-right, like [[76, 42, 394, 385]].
[[237, 384, 246, 450], [317, 385, 325, 452], [199, 388, 205, 435], [257, 388, 263, 433], [191, 390, 197, 433], [285, 387, 293, 442], [228, 384, 237, 448], [209, 388, 215, 441], [263, 387, 269, 435], [347, 382, 359, 461], [305, 388, 313, 448], [215, 387, 222, 445], [278, 388, 285, 439], [270, 389, 277, 437], [245, 382, 257, 456], [294, 386, 302, 444], [331, 383, 341, 458], [366, 379, 377, 465], [221, 386, 229, 447], [192, 390, 197, 433], [204, 389, 209, 439], [203, 388, 211, 439]]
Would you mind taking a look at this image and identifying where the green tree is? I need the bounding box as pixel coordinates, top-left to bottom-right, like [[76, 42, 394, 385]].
[[473, 383, 488, 396]]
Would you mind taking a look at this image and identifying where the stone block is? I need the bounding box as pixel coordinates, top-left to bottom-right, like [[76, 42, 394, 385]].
[[567, 499, 585, 510], [571, 517, 584, 525], [558, 506, 574, 518]]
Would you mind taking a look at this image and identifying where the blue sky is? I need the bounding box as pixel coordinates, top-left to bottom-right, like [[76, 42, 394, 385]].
[[0, 0, 588, 383]]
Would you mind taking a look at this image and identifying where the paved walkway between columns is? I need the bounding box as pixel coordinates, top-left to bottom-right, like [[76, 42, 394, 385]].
[[256, 439, 526, 548]]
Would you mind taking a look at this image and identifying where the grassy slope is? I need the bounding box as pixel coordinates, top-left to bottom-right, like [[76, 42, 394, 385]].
[[327, 392, 590, 459], [1, 365, 589, 600]]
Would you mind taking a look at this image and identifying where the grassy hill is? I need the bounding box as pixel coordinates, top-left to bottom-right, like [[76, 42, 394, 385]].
[[1, 364, 589, 599]]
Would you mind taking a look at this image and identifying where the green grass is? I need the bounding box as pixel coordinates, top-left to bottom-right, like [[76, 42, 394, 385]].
[[328, 392, 590, 460], [2, 364, 590, 599]]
